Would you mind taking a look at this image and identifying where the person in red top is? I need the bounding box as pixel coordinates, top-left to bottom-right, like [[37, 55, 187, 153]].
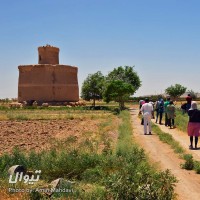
[[185, 94, 192, 111], [186, 94, 192, 104]]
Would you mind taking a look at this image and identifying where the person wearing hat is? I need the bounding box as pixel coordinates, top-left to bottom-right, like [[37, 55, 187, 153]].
[[187, 101, 200, 149], [140, 98, 153, 135]]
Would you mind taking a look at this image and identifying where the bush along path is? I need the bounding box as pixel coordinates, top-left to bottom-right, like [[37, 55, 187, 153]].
[[130, 106, 200, 200]]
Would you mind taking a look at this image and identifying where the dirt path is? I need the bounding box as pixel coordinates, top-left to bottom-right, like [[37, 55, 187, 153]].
[[152, 117, 200, 161], [130, 107, 200, 200]]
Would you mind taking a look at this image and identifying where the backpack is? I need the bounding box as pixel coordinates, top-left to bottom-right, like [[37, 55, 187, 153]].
[[155, 101, 164, 112]]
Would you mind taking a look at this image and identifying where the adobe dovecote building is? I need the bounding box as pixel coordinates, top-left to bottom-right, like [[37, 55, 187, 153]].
[[18, 45, 79, 103]]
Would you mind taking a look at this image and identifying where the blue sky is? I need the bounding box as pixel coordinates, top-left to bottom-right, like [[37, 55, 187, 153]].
[[0, 0, 200, 98]]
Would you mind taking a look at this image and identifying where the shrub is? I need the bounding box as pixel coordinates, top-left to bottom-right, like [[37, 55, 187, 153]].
[[194, 161, 200, 174], [181, 154, 194, 170]]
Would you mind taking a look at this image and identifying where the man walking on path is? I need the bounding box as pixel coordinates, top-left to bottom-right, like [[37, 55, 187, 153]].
[[166, 100, 176, 129], [164, 97, 170, 126], [140, 98, 153, 135], [155, 98, 164, 124], [139, 99, 145, 125]]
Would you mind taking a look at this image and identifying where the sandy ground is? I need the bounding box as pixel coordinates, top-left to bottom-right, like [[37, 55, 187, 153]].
[[130, 106, 200, 200]]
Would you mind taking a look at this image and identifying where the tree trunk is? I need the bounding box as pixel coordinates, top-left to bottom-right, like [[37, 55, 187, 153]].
[[121, 101, 125, 110], [93, 98, 96, 107], [119, 99, 124, 111], [119, 101, 121, 110]]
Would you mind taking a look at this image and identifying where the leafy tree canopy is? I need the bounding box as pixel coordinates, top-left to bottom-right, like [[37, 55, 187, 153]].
[[81, 71, 105, 106], [165, 84, 187, 100], [104, 80, 135, 110], [106, 66, 141, 93], [104, 66, 141, 110]]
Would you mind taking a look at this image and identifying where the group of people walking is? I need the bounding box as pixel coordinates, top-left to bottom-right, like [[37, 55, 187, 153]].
[[139, 94, 200, 149]]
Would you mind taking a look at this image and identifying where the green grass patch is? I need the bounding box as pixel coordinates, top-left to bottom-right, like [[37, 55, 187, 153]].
[[0, 110, 112, 121], [0, 105, 119, 121], [152, 124, 185, 154], [181, 154, 194, 170], [194, 161, 200, 174], [174, 110, 188, 132], [7, 113, 29, 120]]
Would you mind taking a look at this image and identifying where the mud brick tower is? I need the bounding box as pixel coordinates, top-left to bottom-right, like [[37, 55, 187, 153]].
[[18, 45, 79, 103]]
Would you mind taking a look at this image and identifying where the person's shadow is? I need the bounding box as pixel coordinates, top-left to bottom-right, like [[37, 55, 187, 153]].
[[190, 147, 200, 150]]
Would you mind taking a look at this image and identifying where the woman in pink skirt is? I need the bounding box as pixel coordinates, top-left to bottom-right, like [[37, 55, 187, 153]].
[[187, 101, 200, 149]]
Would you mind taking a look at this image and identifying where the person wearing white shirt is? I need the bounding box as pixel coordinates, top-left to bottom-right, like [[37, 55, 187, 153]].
[[140, 98, 153, 135]]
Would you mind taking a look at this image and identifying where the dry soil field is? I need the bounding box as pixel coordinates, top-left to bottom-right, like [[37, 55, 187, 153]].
[[0, 119, 99, 155]]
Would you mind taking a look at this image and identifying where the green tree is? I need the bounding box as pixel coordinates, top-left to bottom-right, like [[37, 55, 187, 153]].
[[107, 66, 141, 92], [165, 84, 187, 100], [81, 71, 105, 107], [104, 80, 135, 110], [104, 66, 141, 110]]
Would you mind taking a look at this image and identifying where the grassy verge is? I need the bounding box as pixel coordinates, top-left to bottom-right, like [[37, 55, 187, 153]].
[[0, 109, 113, 121], [152, 123, 200, 174], [0, 105, 121, 121], [174, 109, 188, 132], [109, 111, 177, 200], [152, 124, 185, 155], [0, 111, 177, 199]]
